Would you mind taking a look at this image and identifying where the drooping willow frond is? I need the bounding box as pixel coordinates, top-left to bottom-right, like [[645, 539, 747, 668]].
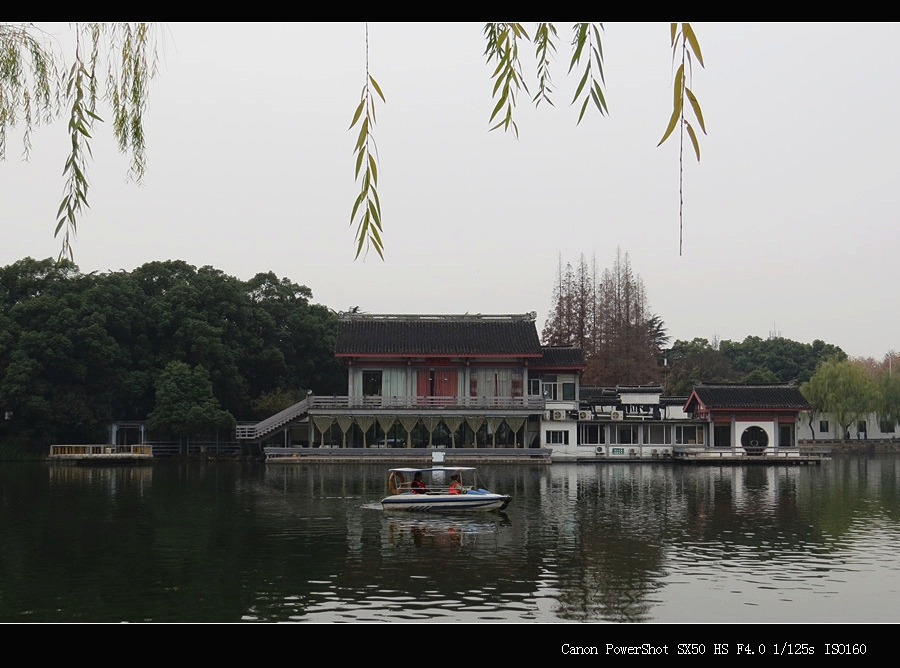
[[658, 22, 706, 256], [569, 22, 607, 123], [532, 22, 557, 108], [0, 23, 58, 160], [349, 24, 385, 260], [1, 22, 158, 261], [484, 22, 530, 137]]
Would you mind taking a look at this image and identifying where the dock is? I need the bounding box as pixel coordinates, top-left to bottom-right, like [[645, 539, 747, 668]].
[[48, 444, 153, 463], [264, 446, 552, 464], [672, 445, 829, 465]]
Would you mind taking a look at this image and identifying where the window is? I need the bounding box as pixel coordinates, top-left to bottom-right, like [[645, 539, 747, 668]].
[[528, 378, 541, 396], [779, 424, 793, 447], [645, 424, 669, 445], [675, 425, 704, 445], [713, 424, 731, 448], [545, 430, 569, 445], [579, 424, 604, 445], [562, 382, 576, 401], [857, 421, 867, 434], [880, 421, 895, 433], [617, 425, 639, 444], [819, 420, 829, 433], [362, 370, 382, 396]]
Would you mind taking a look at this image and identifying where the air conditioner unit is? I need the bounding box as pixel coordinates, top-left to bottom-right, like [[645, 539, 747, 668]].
[[543, 411, 552, 420], [610, 410, 623, 421], [629, 448, 637, 456], [553, 410, 564, 420], [651, 449, 659, 459], [578, 410, 591, 420], [595, 446, 605, 455]]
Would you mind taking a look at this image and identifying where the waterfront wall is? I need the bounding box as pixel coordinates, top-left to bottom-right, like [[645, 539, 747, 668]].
[[800, 439, 900, 453]]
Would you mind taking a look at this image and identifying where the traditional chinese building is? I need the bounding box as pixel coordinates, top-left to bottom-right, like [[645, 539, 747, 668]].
[[682, 382, 810, 455], [238, 313, 585, 453]]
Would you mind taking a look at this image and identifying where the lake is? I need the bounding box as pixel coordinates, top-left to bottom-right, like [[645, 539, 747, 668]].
[[1, 454, 898, 629]]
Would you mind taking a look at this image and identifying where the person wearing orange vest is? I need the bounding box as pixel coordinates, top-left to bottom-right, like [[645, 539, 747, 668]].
[[449, 474, 463, 494]]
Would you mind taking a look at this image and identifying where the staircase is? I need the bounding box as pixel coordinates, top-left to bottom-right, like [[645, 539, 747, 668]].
[[235, 398, 311, 440]]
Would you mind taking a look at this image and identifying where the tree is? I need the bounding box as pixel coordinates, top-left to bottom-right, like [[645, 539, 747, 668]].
[[542, 249, 667, 386], [1, 22, 157, 260], [720, 336, 846, 385], [0, 258, 346, 451], [801, 359, 875, 440], [146, 361, 235, 446], [665, 337, 735, 395]]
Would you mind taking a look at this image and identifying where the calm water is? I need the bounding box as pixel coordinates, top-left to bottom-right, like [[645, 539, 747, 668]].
[[1, 455, 899, 624]]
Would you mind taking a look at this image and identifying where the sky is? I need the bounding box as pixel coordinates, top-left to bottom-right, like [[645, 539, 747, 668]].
[[1, 22, 899, 360]]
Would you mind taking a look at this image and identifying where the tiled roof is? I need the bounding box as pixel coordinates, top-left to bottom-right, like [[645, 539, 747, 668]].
[[687, 383, 811, 410], [534, 346, 586, 369], [335, 314, 543, 357]]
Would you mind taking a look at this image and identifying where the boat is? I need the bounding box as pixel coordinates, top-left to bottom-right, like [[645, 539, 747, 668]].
[[381, 466, 511, 512]]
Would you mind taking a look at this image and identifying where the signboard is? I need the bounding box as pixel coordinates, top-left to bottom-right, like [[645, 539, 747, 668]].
[[611, 447, 625, 455]]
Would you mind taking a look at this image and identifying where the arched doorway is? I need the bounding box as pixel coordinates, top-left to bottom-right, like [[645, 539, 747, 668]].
[[740, 426, 768, 456]]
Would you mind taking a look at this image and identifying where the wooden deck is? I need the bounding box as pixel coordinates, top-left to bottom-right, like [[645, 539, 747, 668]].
[[673, 446, 829, 465], [264, 447, 552, 464]]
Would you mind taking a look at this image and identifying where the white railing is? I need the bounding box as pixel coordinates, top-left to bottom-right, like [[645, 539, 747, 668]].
[[236, 395, 546, 440], [309, 395, 545, 410], [236, 398, 312, 439]]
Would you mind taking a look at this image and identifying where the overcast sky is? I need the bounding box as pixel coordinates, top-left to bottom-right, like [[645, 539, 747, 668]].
[[2, 22, 898, 360]]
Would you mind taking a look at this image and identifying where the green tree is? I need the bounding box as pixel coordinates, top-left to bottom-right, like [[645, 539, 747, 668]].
[[720, 336, 846, 385], [801, 359, 875, 440], [665, 338, 735, 395], [0, 258, 345, 452], [146, 361, 235, 446]]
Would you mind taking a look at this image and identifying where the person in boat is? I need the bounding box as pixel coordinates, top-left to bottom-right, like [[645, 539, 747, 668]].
[[449, 474, 464, 495], [411, 472, 428, 494]]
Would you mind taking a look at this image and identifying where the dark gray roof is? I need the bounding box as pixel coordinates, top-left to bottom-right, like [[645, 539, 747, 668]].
[[335, 314, 542, 357], [534, 346, 586, 369], [686, 383, 811, 410]]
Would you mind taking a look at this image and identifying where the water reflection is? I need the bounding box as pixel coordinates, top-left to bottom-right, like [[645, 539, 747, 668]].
[[0, 456, 899, 622]]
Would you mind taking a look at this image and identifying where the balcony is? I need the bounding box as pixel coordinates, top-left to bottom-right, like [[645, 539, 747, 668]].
[[310, 395, 545, 412]]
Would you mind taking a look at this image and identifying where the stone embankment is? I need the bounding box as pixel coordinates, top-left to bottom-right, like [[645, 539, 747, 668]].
[[800, 439, 900, 454]]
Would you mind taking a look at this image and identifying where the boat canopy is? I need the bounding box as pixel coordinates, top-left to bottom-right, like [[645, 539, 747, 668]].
[[387, 467, 477, 474]]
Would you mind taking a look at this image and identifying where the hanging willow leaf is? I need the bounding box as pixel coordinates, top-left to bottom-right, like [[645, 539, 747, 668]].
[[683, 23, 704, 66], [685, 87, 706, 133]]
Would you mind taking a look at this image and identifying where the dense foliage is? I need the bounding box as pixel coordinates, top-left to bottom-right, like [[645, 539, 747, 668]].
[[0, 258, 345, 451], [665, 336, 847, 395], [801, 355, 900, 439]]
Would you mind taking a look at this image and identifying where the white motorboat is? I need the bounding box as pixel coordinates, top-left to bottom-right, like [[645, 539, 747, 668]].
[[381, 467, 511, 512]]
